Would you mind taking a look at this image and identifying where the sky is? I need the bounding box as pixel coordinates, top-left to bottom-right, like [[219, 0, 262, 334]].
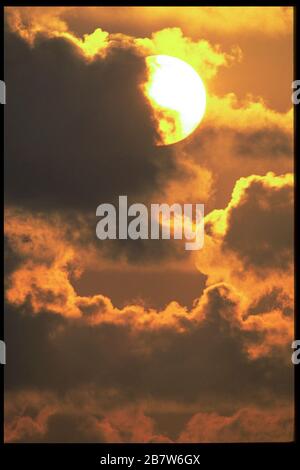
[[4, 6, 294, 443]]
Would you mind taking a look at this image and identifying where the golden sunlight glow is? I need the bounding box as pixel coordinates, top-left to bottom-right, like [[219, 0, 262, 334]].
[[144, 55, 206, 145]]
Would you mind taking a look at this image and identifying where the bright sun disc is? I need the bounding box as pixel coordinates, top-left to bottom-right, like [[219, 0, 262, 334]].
[[144, 55, 206, 145]]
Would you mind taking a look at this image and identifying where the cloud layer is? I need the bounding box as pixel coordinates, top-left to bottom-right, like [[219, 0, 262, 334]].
[[4, 7, 294, 443]]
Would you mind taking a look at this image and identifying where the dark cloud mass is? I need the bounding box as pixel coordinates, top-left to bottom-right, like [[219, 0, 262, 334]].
[[4, 287, 293, 442], [5, 291, 293, 405], [247, 287, 293, 317], [223, 179, 293, 270], [183, 126, 293, 212], [234, 128, 293, 159], [4, 30, 174, 212], [4, 29, 190, 264]]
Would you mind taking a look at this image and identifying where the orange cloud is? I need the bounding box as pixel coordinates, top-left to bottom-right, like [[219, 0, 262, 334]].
[[5, 389, 171, 443], [5, 7, 293, 41], [5, 388, 293, 443], [4, 6, 294, 445], [135, 27, 240, 81], [195, 172, 294, 357], [5, 6, 293, 143], [205, 94, 293, 133], [4, 206, 293, 359], [179, 405, 293, 443]]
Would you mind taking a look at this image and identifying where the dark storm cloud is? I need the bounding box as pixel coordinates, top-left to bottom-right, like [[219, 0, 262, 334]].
[[247, 287, 293, 317], [4, 236, 23, 277], [33, 412, 105, 443], [181, 126, 293, 212], [234, 128, 293, 159], [4, 30, 175, 212], [223, 179, 293, 271], [187, 127, 293, 164], [4, 29, 192, 263], [4, 285, 293, 409]]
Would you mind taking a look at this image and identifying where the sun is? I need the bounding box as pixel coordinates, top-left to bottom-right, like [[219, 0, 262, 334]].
[[143, 55, 206, 146]]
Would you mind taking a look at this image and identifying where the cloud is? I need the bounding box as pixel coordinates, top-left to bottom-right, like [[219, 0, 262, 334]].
[[195, 173, 294, 358], [202, 172, 293, 273], [5, 19, 293, 223], [4, 26, 220, 263], [205, 94, 293, 134], [5, 388, 293, 443], [4, 213, 294, 441], [4, 390, 161, 443], [4, 29, 175, 213], [5, 6, 293, 41], [179, 405, 293, 443], [4, 212, 293, 360], [135, 27, 240, 81], [233, 128, 293, 159], [222, 175, 293, 270], [4, 172, 293, 360], [4, 7, 294, 444]]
